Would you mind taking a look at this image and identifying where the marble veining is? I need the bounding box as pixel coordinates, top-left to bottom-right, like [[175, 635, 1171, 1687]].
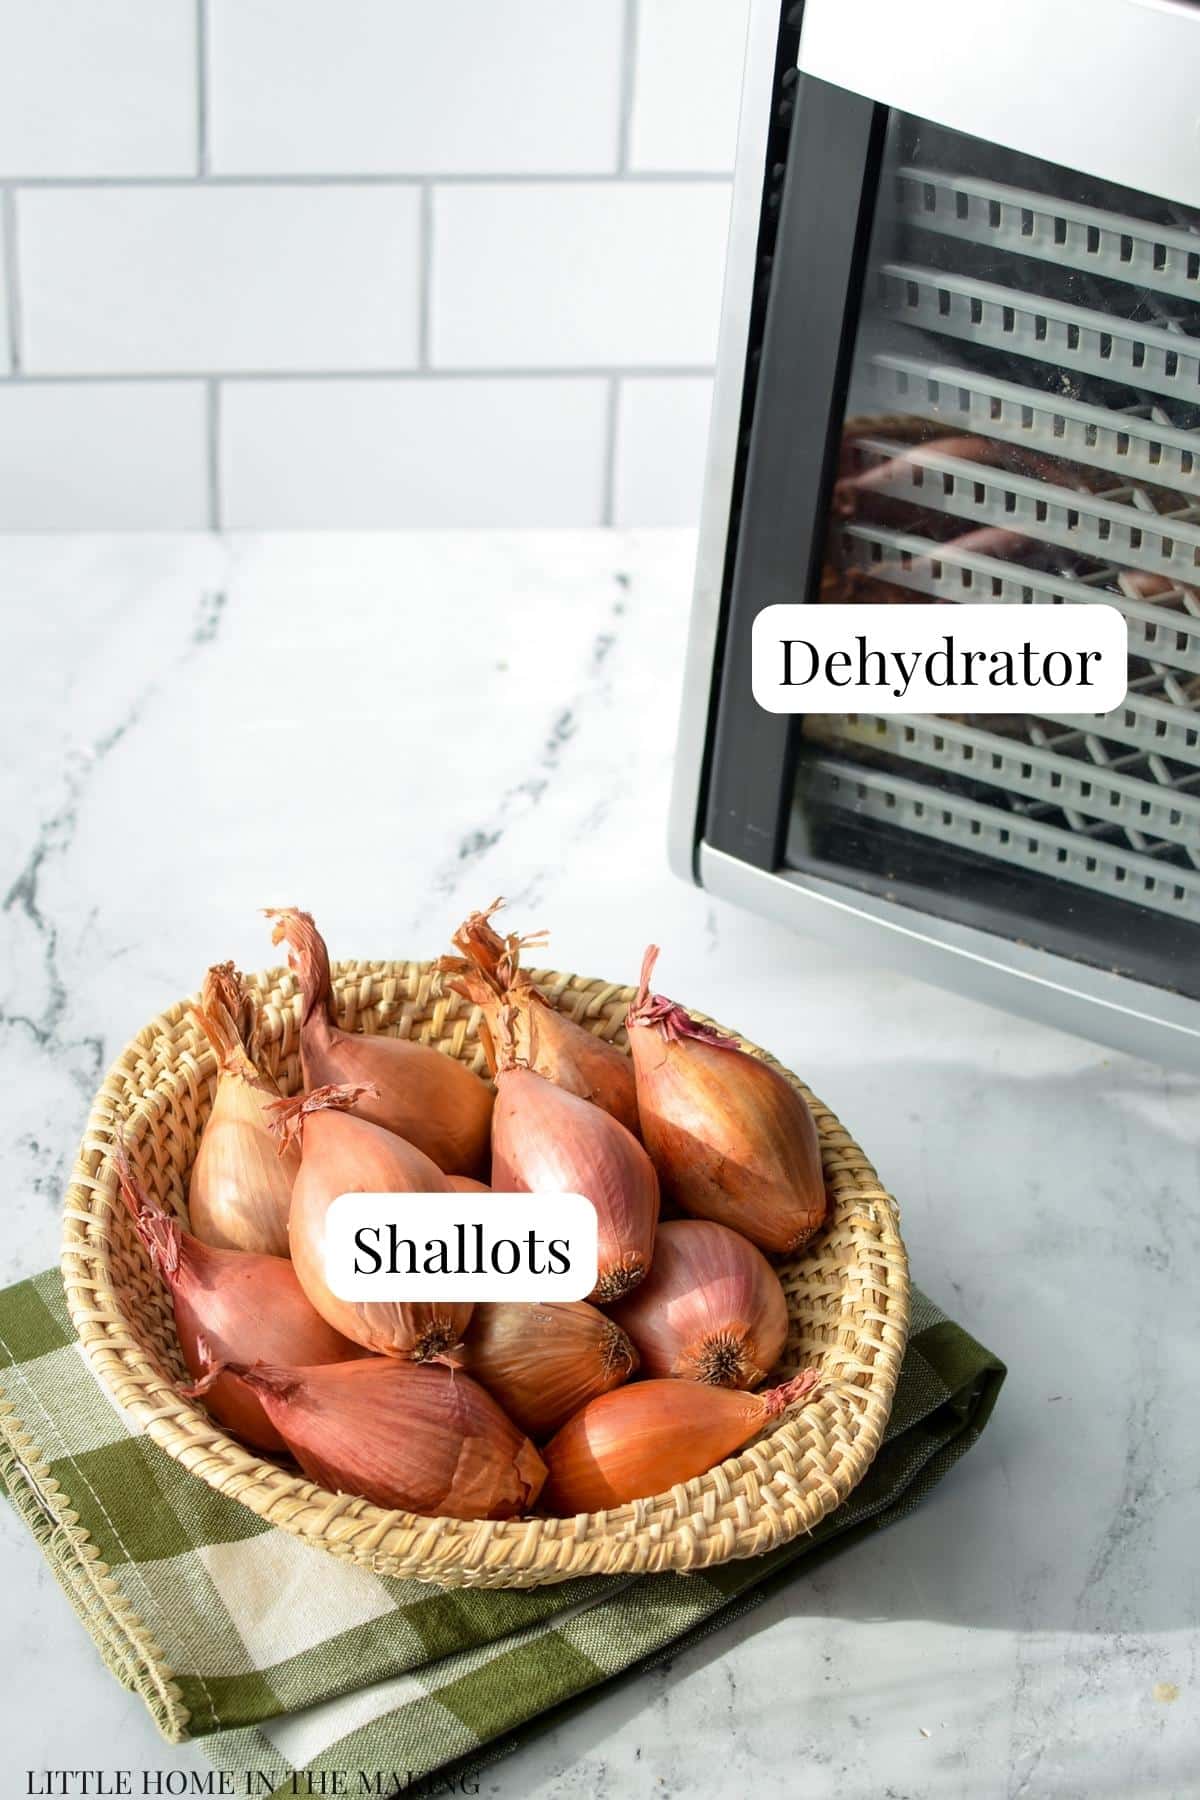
[[1, 530, 1197, 1798]]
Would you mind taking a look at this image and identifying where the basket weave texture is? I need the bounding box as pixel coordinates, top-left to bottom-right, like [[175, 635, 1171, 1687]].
[[62, 959, 910, 1590]]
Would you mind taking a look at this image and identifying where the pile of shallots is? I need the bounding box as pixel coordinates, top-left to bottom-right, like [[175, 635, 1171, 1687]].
[[117, 903, 828, 1523]]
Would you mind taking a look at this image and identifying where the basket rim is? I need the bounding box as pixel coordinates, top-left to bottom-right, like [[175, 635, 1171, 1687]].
[[61, 956, 910, 1589]]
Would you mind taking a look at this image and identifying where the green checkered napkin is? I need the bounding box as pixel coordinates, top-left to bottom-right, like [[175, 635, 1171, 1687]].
[[0, 1273, 1003, 1797]]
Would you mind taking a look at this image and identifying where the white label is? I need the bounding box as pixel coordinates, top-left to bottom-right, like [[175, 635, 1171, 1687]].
[[322, 1193, 599, 1303], [751, 603, 1128, 714]]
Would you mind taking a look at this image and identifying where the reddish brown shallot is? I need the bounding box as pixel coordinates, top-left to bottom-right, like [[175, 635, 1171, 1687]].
[[488, 1018, 659, 1303], [190, 1349, 546, 1520], [625, 947, 827, 1255], [188, 962, 299, 1256], [112, 1142, 365, 1451], [273, 1083, 473, 1362], [610, 1219, 788, 1389], [265, 907, 492, 1175], [462, 1301, 638, 1439], [440, 900, 640, 1134], [542, 1369, 819, 1514]]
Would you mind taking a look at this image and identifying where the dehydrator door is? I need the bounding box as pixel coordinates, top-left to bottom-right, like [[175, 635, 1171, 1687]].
[[791, 110, 1200, 1002]]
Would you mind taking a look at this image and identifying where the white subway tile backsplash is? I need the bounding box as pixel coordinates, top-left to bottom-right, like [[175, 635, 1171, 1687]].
[[431, 182, 731, 369], [629, 0, 749, 173], [209, 0, 624, 175], [18, 187, 420, 375], [613, 376, 713, 526], [0, 0, 195, 177], [221, 377, 609, 527], [0, 383, 207, 528], [0, 4, 748, 529]]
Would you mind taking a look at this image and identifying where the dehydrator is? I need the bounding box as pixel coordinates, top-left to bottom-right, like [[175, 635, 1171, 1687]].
[[671, 0, 1200, 1067]]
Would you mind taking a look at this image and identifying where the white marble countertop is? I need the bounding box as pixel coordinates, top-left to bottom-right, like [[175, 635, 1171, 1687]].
[[2, 530, 1197, 1799]]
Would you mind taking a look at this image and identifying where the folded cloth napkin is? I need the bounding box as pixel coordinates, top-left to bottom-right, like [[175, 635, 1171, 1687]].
[[1, 1275, 1003, 1797]]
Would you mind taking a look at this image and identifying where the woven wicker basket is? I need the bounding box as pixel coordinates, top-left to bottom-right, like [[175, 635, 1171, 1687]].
[[61, 958, 909, 1589]]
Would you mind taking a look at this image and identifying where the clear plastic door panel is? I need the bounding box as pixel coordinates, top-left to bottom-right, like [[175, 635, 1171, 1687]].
[[791, 112, 1200, 999]]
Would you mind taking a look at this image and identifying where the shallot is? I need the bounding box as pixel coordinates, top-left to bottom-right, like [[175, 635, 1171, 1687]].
[[113, 1143, 364, 1451], [441, 900, 639, 1134], [489, 1024, 659, 1302], [463, 1300, 638, 1439], [195, 1352, 546, 1520], [542, 1370, 819, 1514], [626, 947, 827, 1255], [610, 1219, 788, 1388], [188, 962, 299, 1256], [273, 1082, 473, 1361], [266, 907, 492, 1175]]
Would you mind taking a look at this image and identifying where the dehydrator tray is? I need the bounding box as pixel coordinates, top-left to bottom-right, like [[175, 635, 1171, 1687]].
[[812, 146, 1200, 930]]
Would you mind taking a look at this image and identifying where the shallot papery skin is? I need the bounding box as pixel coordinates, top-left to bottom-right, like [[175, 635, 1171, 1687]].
[[234, 1357, 546, 1519], [463, 1300, 638, 1439], [266, 906, 492, 1175], [440, 900, 640, 1135], [610, 1219, 788, 1389], [113, 1146, 365, 1451], [626, 947, 827, 1256], [542, 1370, 818, 1514], [188, 961, 299, 1256], [274, 1083, 474, 1360], [489, 1064, 659, 1303]]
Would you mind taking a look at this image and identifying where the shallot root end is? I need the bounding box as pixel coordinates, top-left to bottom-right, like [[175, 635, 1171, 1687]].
[[591, 1262, 647, 1305]]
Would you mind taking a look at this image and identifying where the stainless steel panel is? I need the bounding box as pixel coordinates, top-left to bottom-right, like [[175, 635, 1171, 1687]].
[[699, 842, 1200, 1071]]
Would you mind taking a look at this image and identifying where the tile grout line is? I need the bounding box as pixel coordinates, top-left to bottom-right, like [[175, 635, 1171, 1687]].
[[1, 187, 21, 374], [206, 378, 221, 530], [1, 170, 731, 190], [0, 366, 715, 385], [601, 375, 620, 526], [195, 0, 210, 176], [617, 0, 639, 173], [418, 184, 433, 371]]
